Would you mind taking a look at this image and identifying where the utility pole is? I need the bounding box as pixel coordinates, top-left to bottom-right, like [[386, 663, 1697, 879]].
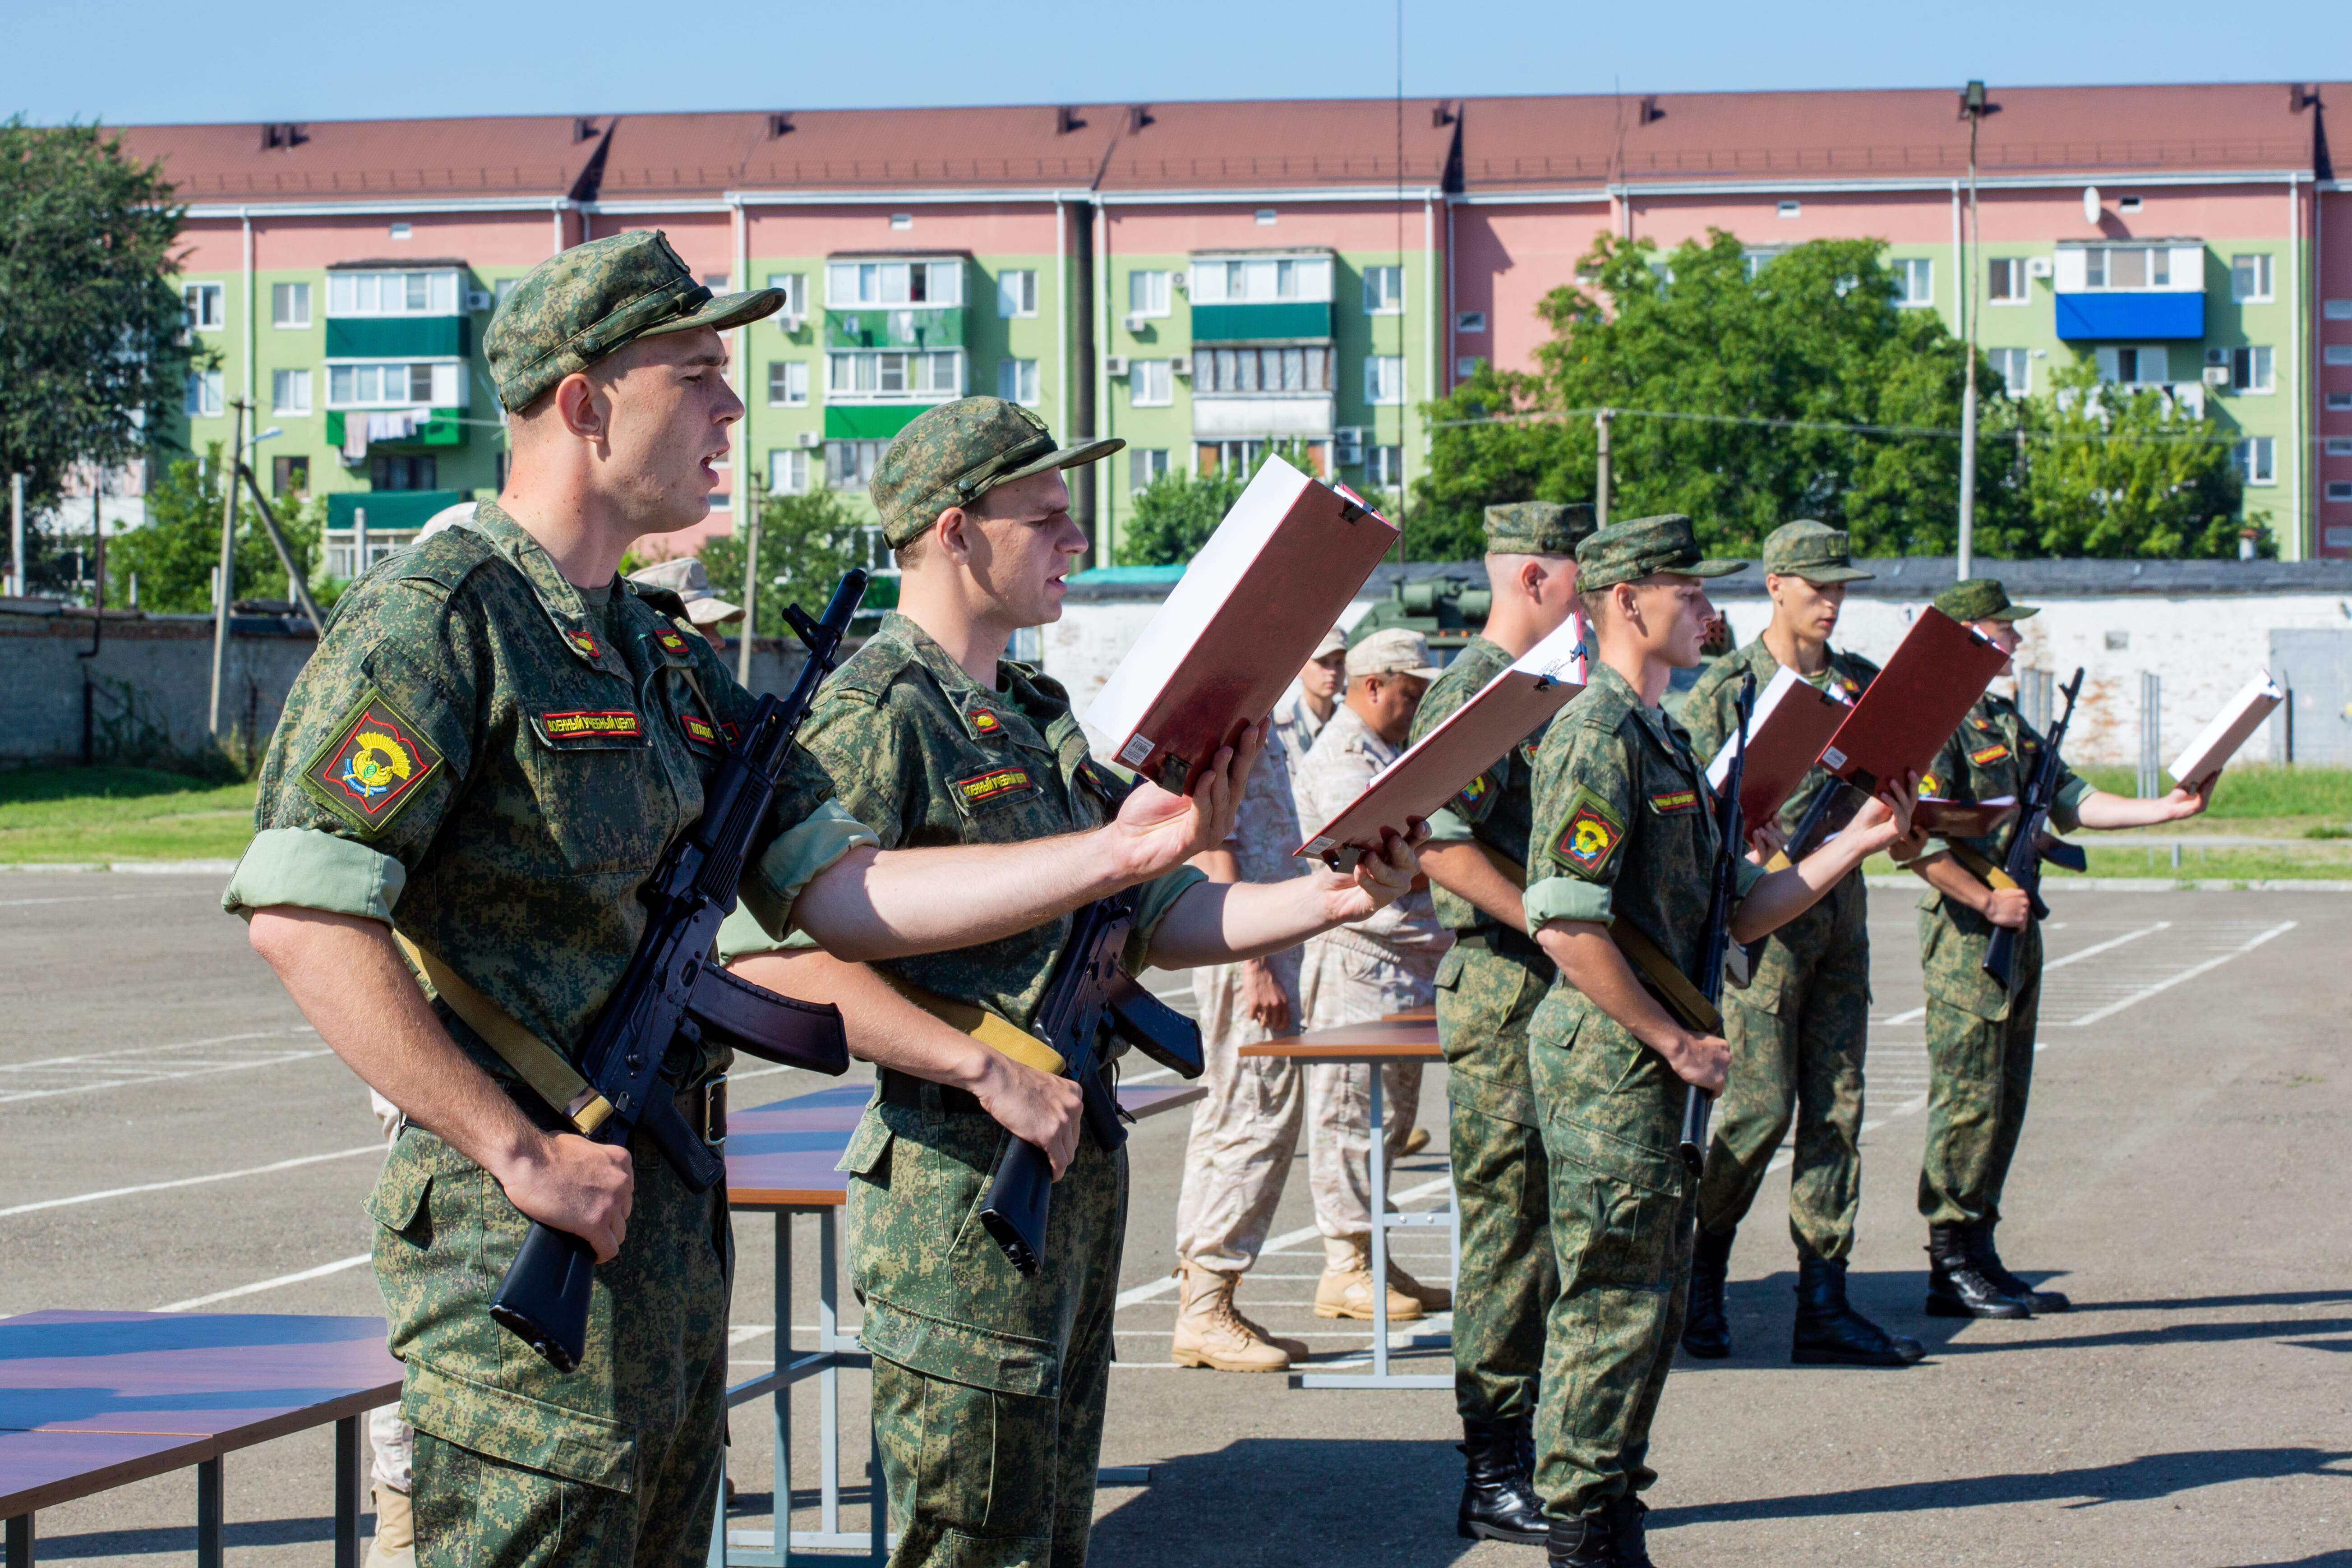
[[8, 472, 22, 598], [1957, 81, 1990, 580], [208, 401, 245, 736], [1596, 408, 1614, 528]]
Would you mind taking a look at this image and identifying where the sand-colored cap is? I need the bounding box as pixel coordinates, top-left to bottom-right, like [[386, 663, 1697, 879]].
[[1933, 577, 2038, 623], [870, 397, 1122, 548], [1761, 519, 1873, 585], [1312, 625, 1348, 659], [486, 230, 785, 413], [1345, 626, 1445, 681], [629, 555, 743, 626], [1575, 515, 1747, 593]]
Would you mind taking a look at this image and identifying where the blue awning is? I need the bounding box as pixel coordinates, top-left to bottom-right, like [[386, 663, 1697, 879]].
[[2054, 293, 2205, 341]]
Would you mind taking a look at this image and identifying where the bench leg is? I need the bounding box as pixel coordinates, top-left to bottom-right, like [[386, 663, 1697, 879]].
[[5, 1512, 30, 1568], [196, 1457, 224, 1568], [337, 1414, 362, 1568]]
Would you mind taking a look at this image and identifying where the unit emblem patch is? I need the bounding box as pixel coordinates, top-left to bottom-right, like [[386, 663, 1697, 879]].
[[1552, 785, 1626, 876], [300, 691, 444, 838]]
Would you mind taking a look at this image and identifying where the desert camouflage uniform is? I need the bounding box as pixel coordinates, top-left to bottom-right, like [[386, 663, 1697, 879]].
[[1269, 685, 1330, 783], [1293, 704, 1453, 1238], [1915, 692, 2091, 1228], [223, 502, 873, 1566], [1415, 634, 1559, 1426], [799, 611, 1202, 1568], [1681, 637, 1881, 1261]]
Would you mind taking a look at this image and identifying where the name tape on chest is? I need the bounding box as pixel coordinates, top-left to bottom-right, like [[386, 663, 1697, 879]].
[[1648, 788, 1700, 816], [540, 709, 642, 741], [955, 765, 1037, 811], [1551, 784, 1626, 877], [680, 713, 720, 747], [1969, 742, 2011, 766], [299, 690, 446, 839]]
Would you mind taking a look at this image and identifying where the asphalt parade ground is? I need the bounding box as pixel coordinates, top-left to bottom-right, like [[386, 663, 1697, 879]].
[[3, 871, 2349, 1566]]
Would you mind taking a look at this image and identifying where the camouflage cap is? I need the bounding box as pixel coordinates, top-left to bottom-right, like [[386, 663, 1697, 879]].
[[1761, 519, 1873, 584], [485, 230, 784, 413], [871, 397, 1122, 548], [1575, 515, 1747, 593], [1484, 501, 1597, 557], [1933, 576, 2039, 623]]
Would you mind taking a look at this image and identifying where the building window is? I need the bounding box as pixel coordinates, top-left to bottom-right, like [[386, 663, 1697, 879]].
[[370, 454, 437, 491], [272, 455, 310, 497], [326, 271, 461, 316], [182, 282, 225, 335], [184, 369, 224, 417], [997, 358, 1041, 406], [1130, 359, 1172, 406], [2329, 392, 2352, 411], [766, 273, 807, 316], [328, 361, 460, 407], [1987, 258, 2028, 304], [2230, 254, 2275, 304], [2234, 438, 2276, 486], [1129, 270, 1172, 317], [997, 270, 1038, 318], [768, 449, 810, 495], [2329, 438, 2352, 457], [2326, 346, 2352, 367], [1131, 448, 1170, 492], [2230, 346, 2275, 393], [495, 277, 525, 309], [1455, 356, 1484, 379], [2095, 346, 2169, 385], [1988, 348, 2030, 396], [1365, 355, 1406, 405], [1891, 258, 1933, 307], [271, 282, 312, 328], [1367, 445, 1404, 489], [2329, 482, 2352, 504], [825, 259, 963, 307], [1189, 256, 1334, 304], [271, 368, 313, 415], [828, 439, 887, 491], [827, 350, 962, 400], [1195, 345, 1331, 394], [767, 360, 809, 406], [1197, 439, 1267, 475], [1363, 265, 1405, 315], [1454, 311, 1486, 334], [1777, 200, 1802, 218], [2084, 247, 2171, 289]]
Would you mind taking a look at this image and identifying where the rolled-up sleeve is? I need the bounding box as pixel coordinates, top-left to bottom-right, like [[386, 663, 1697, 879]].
[[2049, 772, 2093, 835], [738, 799, 881, 941], [1122, 864, 1211, 973], [222, 827, 407, 923], [1523, 874, 1612, 931]]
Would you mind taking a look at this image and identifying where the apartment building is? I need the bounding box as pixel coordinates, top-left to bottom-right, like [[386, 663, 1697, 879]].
[[128, 82, 2351, 566]]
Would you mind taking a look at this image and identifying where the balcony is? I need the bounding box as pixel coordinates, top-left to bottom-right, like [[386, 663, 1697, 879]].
[[325, 316, 469, 358], [824, 307, 964, 351], [2053, 241, 2206, 342], [2056, 293, 2205, 341], [1190, 300, 1332, 342]]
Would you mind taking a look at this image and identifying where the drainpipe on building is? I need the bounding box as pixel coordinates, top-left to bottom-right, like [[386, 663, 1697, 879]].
[[1070, 201, 1097, 560], [242, 212, 255, 420]]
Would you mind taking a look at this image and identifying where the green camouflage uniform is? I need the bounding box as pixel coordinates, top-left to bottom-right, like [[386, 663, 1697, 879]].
[[1520, 517, 1751, 1522], [221, 233, 865, 1568], [1914, 687, 2090, 1228], [1413, 500, 1593, 1428], [1679, 523, 1882, 1263]]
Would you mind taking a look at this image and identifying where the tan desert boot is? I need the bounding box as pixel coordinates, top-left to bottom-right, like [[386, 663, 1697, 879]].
[[1402, 1125, 1432, 1156], [1314, 1236, 1425, 1321], [367, 1483, 415, 1568], [1389, 1254, 1453, 1314], [1171, 1261, 1298, 1372]]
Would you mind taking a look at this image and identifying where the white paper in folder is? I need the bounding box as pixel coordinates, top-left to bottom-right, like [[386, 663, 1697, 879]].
[[2168, 671, 2285, 789]]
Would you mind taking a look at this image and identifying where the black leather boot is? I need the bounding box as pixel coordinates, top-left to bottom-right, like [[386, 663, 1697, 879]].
[[1680, 1224, 1735, 1359], [1969, 1220, 2071, 1313], [1457, 1418, 1548, 1544], [1602, 1494, 1652, 1567], [1792, 1256, 1926, 1365], [1547, 1510, 1617, 1567], [1925, 1222, 2032, 1318]]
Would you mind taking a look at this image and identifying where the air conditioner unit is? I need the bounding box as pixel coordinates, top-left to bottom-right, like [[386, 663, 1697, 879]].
[[781, 314, 804, 334], [1169, 355, 1192, 376], [465, 289, 493, 312], [797, 430, 822, 448], [1335, 425, 1365, 464], [2025, 257, 2054, 280], [2203, 366, 2232, 387], [1122, 312, 1149, 332], [1104, 355, 1129, 376]]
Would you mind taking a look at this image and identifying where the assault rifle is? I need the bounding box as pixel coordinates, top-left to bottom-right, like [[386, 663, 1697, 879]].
[[979, 889, 1205, 1276], [490, 570, 869, 1372], [1981, 666, 2086, 1000], [1679, 669, 1754, 1172]]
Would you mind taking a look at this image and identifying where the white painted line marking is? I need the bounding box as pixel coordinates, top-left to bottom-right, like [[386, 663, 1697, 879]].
[[1113, 1175, 1453, 1309], [2065, 921, 2297, 1028], [156, 1253, 373, 1312], [1881, 1005, 1927, 1025], [0, 890, 215, 910], [0, 1144, 384, 1218], [0, 1029, 325, 1106], [1874, 925, 2162, 1026]]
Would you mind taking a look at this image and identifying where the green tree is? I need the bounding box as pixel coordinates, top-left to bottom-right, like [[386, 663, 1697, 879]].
[[697, 488, 871, 637], [105, 446, 323, 613], [1416, 231, 2030, 558], [0, 120, 196, 589], [1116, 440, 1332, 566], [2017, 359, 2249, 558]]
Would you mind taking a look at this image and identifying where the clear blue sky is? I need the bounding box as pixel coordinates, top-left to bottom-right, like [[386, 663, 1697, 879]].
[[5, 0, 2346, 125]]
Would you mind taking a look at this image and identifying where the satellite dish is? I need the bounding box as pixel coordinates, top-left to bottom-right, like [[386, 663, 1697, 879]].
[[2082, 186, 2100, 226]]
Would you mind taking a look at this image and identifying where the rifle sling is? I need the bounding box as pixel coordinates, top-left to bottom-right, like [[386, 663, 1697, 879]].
[[1946, 842, 2020, 891], [394, 932, 614, 1135], [881, 976, 1070, 1078], [1608, 919, 1723, 1036]]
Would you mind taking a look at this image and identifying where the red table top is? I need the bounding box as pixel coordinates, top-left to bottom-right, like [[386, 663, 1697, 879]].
[[1238, 1009, 1443, 1061], [0, 1310, 401, 1515]]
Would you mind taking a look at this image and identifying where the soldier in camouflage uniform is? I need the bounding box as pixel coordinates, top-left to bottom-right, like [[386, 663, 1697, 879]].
[[1410, 500, 1594, 1545], [230, 235, 1250, 1568], [1905, 578, 2208, 1320], [733, 396, 1423, 1568], [1677, 521, 1923, 1369], [1520, 517, 1919, 1566]]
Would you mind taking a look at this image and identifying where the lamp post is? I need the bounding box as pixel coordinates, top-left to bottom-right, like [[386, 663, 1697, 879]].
[[1957, 80, 1991, 580]]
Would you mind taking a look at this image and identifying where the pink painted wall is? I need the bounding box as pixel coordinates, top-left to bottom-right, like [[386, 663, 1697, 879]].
[[1451, 204, 1613, 375], [2321, 188, 2352, 558], [175, 211, 568, 273], [747, 203, 1064, 260], [1625, 188, 1954, 248], [586, 212, 736, 277], [1104, 200, 1438, 257]]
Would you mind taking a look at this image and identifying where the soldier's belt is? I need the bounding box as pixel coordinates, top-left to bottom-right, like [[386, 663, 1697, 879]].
[[881, 975, 1068, 1077], [1946, 842, 2020, 891], [395, 932, 614, 1136], [1607, 919, 1723, 1036]]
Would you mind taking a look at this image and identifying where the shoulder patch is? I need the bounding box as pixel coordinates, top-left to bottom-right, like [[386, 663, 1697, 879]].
[[654, 625, 692, 657], [1969, 742, 2011, 766], [565, 629, 602, 659], [1550, 784, 1627, 877], [1454, 770, 1498, 823], [299, 689, 445, 838], [1918, 771, 1941, 797], [968, 706, 1005, 738], [1648, 787, 1700, 815], [953, 765, 1038, 812]]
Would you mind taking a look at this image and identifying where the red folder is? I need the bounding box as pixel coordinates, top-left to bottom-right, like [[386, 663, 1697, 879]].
[[1084, 456, 1399, 791], [1703, 665, 1851, 826], [1816, 608, 2009, 795]]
